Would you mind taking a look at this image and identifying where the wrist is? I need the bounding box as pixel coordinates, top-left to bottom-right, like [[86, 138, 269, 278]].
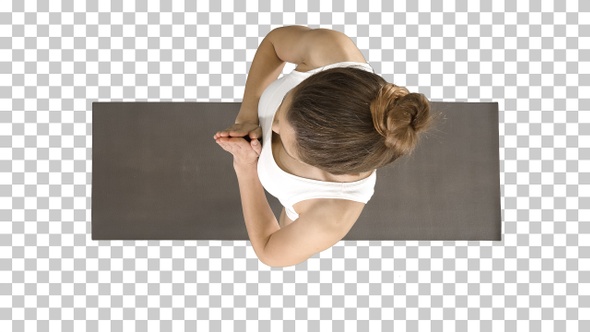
[[235, 110, 259, 125], [235, 117, 259, 126], [233, 162, 258, 176], [234, 121, 259, 129]]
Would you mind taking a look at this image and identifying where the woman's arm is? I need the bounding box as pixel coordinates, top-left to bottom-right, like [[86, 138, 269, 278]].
[[233, 164, 281, 261], [217, 26, 311, 139], [235, 25, 312, 124], [235, 31, 288, 124], [235, 162, 364, 268], [216, 136, 364, 268], [235, 25, 366, 124]]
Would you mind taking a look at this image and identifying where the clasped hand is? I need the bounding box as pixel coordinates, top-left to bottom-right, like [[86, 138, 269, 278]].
[[214, 122, 262, 169]]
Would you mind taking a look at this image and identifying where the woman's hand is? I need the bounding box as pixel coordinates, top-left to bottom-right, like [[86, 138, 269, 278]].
[[214, 122, 262, 141], [215, 136, 263, 170], [214, 122, 263, 169]]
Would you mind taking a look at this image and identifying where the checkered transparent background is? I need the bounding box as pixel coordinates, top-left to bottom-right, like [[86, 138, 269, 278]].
[[1, 0, 588, 331]]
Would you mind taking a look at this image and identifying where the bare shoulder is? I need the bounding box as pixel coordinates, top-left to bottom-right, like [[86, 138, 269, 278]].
[[296, 28, 367, 72], [295, 198, 366, 232], [267, 26, 366, 73], [262, 198, 366, 267]]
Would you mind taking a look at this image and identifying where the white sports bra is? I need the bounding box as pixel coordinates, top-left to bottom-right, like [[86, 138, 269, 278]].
[[257, 62, 377, 221]]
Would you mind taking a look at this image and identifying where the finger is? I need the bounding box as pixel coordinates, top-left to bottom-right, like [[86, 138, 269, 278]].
[[229, 129, 247, 138], [228, 137, 250, 151], [217, 137, 247, 151], [220, 141, 239, 154], [216, 126, 241, 139], [214, 131, 228, 139], [251, 138, 262, 156], [249, 126, 263, 140], [217, 136, 242, 143], [215, 138, 229, 151]]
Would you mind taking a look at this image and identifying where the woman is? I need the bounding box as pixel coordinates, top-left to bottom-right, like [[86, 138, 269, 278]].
[[214, 25, 433, 267]]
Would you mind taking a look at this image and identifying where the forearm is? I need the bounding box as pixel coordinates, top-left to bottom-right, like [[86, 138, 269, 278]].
[[236, 33, 286, 124], [234, 165, 280, 261]]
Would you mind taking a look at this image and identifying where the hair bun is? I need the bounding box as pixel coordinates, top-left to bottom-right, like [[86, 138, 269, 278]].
[[370, 83, 432, 155]]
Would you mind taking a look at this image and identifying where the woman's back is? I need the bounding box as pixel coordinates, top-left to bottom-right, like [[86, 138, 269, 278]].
[[257, 61, 378, 224]]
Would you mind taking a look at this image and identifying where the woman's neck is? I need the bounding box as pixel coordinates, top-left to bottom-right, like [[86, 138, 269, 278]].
[[272, 132, 373, 182]]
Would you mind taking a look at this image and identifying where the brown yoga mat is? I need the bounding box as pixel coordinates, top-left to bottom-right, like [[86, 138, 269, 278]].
[[91, 101, 501, 241]]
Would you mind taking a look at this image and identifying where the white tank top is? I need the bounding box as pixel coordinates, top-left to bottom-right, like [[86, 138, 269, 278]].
[[257, 62, 377, 221]]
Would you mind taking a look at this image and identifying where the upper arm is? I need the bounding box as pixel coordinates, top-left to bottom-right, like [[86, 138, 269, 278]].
[[260, 200, 364, 267], [266, 25, 366, 71]]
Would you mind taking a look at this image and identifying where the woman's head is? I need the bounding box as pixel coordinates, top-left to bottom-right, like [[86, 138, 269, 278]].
[[283, 66, 435, 175]]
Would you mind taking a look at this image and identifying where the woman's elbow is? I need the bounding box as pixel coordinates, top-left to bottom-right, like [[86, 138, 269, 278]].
[[258, 254, 291, 268], [258, 252, 306, 268]]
